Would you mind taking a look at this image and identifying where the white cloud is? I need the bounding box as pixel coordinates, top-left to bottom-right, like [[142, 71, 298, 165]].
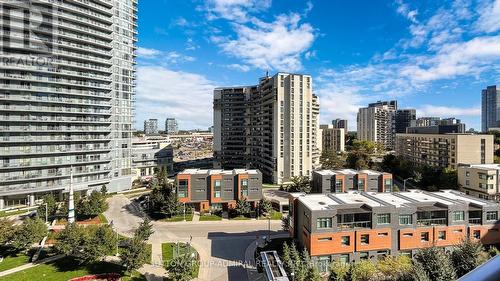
[[214, 13, 315, 71], [475, 0, 500, 33], [136, 66, 216, 129], [395, 0, 418, 23], [225, 64, 251, 72], [416, 105, 481, 117], [164, 51, 196, 63], [136, 47, 161, 58], [204, 0, 272, 22]]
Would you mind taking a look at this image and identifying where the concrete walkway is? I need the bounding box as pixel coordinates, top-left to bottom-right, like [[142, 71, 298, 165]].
[[192, 212, 200, 222], [0, 254, 64, 278], [151, 243, 163, 267]]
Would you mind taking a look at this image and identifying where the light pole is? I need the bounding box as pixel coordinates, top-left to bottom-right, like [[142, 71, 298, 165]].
[[44, 203, 48, 224], [267, 217, 271, 242], [183, 202, 186, 222], [403, 177, 413, 191]]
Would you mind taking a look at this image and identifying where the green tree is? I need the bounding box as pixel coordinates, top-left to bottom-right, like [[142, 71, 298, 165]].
[[235, 198, 251, 216], [281, 242, 294, 275], [281, 215, 290, 231], [414, 247, 456, 281], [403, 260, 430, 281], [306, 264, 322, 281], [135, 217, 154, 241], [149, 184, 181, 217], [37, 194, 58, 221], [377, 255, 412, 280], [258, 198, 273, 217], [55, 223, 86, 257], [165, 252, 196, 281], [290, 243, 306, 281], [0, 218, 16, 245], [121, 237, 149, 273], [451, 238, 485, 277], [350, 260, 378, 281], [288, 176, 311, 193], [11, 218, 47, 252], [320, 149, 346, 169], [77, 190, 108, 219], [330, 260, 350, 281], [100, 184, 108, 196]]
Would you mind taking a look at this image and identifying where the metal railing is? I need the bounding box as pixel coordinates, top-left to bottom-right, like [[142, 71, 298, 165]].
[[416, 218, 447, 226], [468, 218, 482, 225], [338, 221, 372, 229]]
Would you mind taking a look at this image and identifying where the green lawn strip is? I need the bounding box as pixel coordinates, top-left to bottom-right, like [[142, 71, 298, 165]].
[[199, 214, 222, 221], [0, 254, 31, 272], [0, 208, 35, 218], [159, 214, 193, 222], [98, 213, 108, 224], [162, 243, 199, 279], [1, 256, 145, 281]]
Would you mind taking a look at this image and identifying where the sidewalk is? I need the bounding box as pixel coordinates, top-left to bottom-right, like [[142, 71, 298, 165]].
[[0, 254, 64, 278]]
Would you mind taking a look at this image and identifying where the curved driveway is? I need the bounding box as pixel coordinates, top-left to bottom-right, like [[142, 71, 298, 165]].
[[104, 194, 284, 281]]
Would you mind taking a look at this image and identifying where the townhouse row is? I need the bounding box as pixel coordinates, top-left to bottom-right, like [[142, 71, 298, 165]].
[[289, 189, 500, 270], [175, 169, 263, 211], [312, 169, 393, 193]]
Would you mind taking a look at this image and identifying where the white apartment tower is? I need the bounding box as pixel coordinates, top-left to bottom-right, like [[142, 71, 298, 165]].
[[214, 73, 320, 184], [357, 101, 397, 150], [0, 0, 137, 210]]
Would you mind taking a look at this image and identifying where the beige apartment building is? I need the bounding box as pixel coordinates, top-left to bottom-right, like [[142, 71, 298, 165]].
[[213, 73, 321, 184], [395, 134, 494, 169], [320, 125, 345, 153], [458, 164, 500, 201], [357, 101, 396, 150]]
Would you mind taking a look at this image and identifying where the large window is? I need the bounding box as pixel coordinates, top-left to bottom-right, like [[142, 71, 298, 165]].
[[421, 232, 429, 242], [384, 178, 393, 192], [240, 179, 248, 197], [178, 179, 188, 198], [335, 179, 343, 193], [360, 234, 369, 245], [486, 211, 498, 221], [399, 214, 412, 225], [377, 213, 391, 224], [357, 179, 365, 190], [341, 236, 350, 246], [317, 217, 332, 229], [214, 180, 221, 198], [453, 211, 465, 222]]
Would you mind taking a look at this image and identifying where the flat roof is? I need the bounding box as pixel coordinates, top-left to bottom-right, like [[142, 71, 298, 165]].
[[334, 192, 383, 207], [181, 168, 260, 175], [467, 164, 500, 170], [359, 169, 383, 176], [399, 190, 455, 205], [315, 169, 384, 176], [367, 192, 411, 207], [437, 190, 489, 206], [299, 194, 339, 211]]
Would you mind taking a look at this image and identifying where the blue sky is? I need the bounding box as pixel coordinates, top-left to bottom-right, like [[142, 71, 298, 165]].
[[135, 0, 500, 131]]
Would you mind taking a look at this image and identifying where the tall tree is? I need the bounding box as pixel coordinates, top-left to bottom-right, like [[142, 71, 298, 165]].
[[121, 237, 149, 273], [11, 218, 47, 251], [165, 252, 196, 281], [235, 198, 251, 216], [330, 260, 350, 281], [37, 194, 58, 221], [414, 247, 456, 281], [135, 217, 154, 241], [77, 190, 108, 219], [258, 198, 273, 216], [451, 238, 485, 277], [0, 218, 16, 245], [281, 242, 294, 275], [288, 176, 311, 193], [306, 264, 323, 281], [320, 149, 346, 169], [377, 255, 412, 280], [350, 260, 378, 281]]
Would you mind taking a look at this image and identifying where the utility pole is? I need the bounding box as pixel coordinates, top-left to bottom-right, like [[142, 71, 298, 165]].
[[68, 166, 75, 223]]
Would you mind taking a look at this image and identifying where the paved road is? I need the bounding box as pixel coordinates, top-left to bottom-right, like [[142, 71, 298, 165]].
[[104, 195, 284, 281]]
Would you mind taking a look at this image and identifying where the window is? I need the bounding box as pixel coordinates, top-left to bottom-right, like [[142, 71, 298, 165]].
[[360, 234, 369, 245], [359, 252, 369, 260], [317, 217, 332, 229], [178, 179, 188, 198], [318, 237, 332, 242], [341, 236, 350, 246], [438, 231, 446, 240], [357, 178, 365, 190], [465, 180, 470, 186], [466, 171, 470, 177], [214, 180, 221, 198], [473, 230, 480, 239], [486, 211, 498, 221], [421, 232, 429, 242], [399, 214, 412, 225], [453, 211, 465, 222], [240, 179, 248, 197], [339, 254, 349, 263], [384, 178, 392, 192], [403, 233, 413, 237], [378, 232, 388, 236], [335, 179, 343, 193], [377, 213, 391, 224]]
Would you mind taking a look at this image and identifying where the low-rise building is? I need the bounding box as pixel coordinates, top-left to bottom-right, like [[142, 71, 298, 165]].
[[395, 133, 494, 169], [320, 125, 345, 153], [289, 190, 500, 271], [175, 169, 263, 211], [131, 137, 173, 180], [458, 164, 500, 201], [311, 169, 393, 193]]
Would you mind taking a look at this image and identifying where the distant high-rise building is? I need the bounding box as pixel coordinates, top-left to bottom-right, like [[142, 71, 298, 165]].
[[331, 119, 348, 132], [407, 117, 466, 134], [395, 109, 416, 133], [144, 119, 158, 135], [165, 118, 178, 134], [320, 125, 345, 153], [214, 73, 321, 184], [410, 117, 441, 127], [0, 0, 137, 210], [357, 101, 397, 150], [482, 85, 499, 132]]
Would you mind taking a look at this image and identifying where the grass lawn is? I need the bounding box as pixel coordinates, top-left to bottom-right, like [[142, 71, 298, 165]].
[[262, 183, 281, 189], [199, 214, 222, 221], [159, 214, 193, 222], [1, 256, 146, 281], [269, 212, 283, 220], [98, 213, 108, 224], [0, 253, 30, 272], [162, 243, 198, 279], [0, 208, 34, 218]]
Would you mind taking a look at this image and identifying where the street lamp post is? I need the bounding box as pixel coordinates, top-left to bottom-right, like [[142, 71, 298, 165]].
[[183, 202, 186, 222], [44, 203, 48, 224], [403, 178, 413, 191]]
